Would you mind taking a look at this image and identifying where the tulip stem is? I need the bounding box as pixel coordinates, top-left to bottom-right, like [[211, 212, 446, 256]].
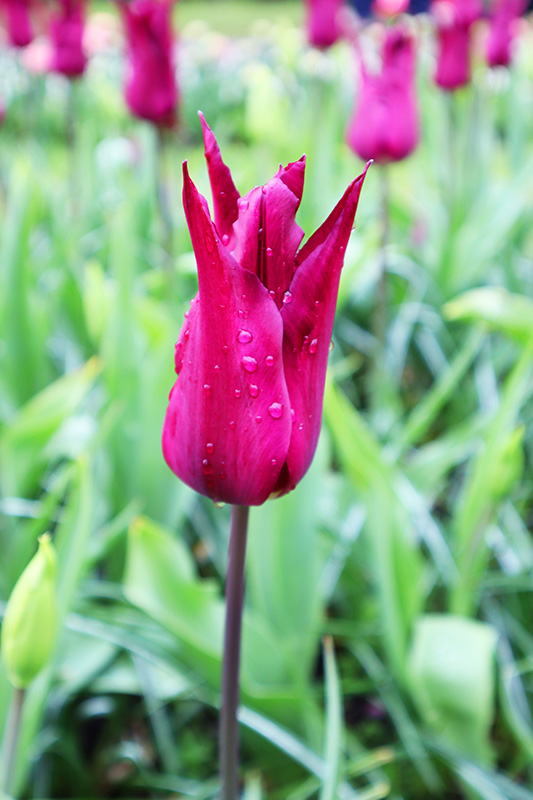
[[220, 505, 250, 800], [156, 125, 173, 259], [375, 165, 390, 350], [0, 687, 26, 797]]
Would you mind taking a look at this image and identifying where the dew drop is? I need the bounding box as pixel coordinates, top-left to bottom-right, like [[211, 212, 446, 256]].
[[241, 356, 258, 373], [268, 402, 283, 419], [241, 294, 247, 301], [214, 364, 220, 372], [238, 309, 249, 320], [219, 471, 227, 480], [255, 415, 263, 424], [234, 389, 242, 399], [238, 199, 249, 211], [261, 185, 267, 195], [265, 355, 274, 367], [184, 310, 189, 318], [184, 329, 189, 340], [298, 422, 304, 431], [202, 459, 213, 475], [314, 300, 320, 308], [205, 235, 214, 253], [271, 458, 278, 467], [282, 291, 293, 305], [266, 247, 273, 258], [237, 329, 253, 344], [269, 290, 276, 300], [248, 383, 259, 398], [213, 500, 225, 508], [309, 338, 318, 354], [291, 408, 296, 422], [329, 340, 334, 351], [222, 345, 229, 355], [204, 384, 211, 395], [229, 420, 236, 430], [206, 442, 214, 454], [221, 233, 230, 246]]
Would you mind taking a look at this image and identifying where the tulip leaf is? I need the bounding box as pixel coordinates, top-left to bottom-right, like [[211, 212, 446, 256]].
[[444, 288, 533, 343]]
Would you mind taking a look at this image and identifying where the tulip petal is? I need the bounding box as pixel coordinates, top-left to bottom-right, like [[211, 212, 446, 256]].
[[277, 165, 370, 494], [232, 157, 306, 307], [162, 164, 292, 506], [199, 112, 241, 246]]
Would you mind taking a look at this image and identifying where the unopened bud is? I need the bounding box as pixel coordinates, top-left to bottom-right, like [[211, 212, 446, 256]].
[[1, 534, 58, 688]]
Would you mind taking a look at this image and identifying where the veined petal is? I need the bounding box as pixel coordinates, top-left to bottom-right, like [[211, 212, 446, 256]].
[[162, 164, 292, 506], [199, 112, 240, 247], [232, 156, 306, 307], [277, 165, 370, 494]]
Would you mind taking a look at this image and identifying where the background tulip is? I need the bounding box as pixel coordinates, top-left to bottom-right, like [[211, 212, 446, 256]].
[[49, 0, 87, 78], [3, 0, 33, 47], [121, 0, 178, 127], [162, 116, 368, 506], [305, 0, 344, 48], [346, 26, 419, 164], [486, 0, 526, 67], [432, 0, 482, 90]]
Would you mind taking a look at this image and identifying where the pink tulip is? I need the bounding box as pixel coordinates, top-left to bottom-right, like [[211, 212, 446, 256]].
[[305, 0, 344, 48], [3, 0, 33, 48], [432, 0, 483, 90], [346, 26, 419, 164], [50, 0, 87, 77], [486, 0, 526, 67], [162, 116, 369, 506], [373, 0, 410, 17], [121, 0, 178, 128]]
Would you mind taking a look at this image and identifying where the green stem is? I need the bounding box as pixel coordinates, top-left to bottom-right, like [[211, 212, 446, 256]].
[[370, 165, 390, 423], [155, 125, 173, 258], [0, 687, 26, 798], [220, 505, 250, 800]]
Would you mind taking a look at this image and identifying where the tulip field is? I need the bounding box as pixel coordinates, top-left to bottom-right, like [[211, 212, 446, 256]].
[[1, 1, 533, 799]]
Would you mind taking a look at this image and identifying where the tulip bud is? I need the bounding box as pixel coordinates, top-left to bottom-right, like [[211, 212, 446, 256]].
[[49, 0, 87, 79], [1, 535, 58, 688], [486, 0, 526, 68], [431, 0, 483, 91], [305, 0, 343, 49]]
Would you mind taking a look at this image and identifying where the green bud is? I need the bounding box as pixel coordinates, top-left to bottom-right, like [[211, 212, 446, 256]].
[[1, 534, 58, 688]]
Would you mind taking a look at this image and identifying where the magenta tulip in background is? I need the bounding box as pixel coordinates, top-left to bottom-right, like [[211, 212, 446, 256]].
[[346, 26, 419, 164], [162, 116, 369, 506], [122, 0, 178, 128], [432, 0, 482, 90], [50, 0, 87, 77], [486, 0, 525, 67], [3, 0, 33, 47], [305, 0, 344, 48]]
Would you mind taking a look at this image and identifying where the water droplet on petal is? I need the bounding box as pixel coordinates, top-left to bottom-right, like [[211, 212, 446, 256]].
[[219, 471, 227, 480], [255, 415, 262, 424], [291, 408, 296, 422], [265, 355, 274, 367], [205, 235, 214, 253], [204, 384, 211, 395], [222, 345, 229, 355], [329, 340, 334, 351], [237, 330, 253, 344], [248, 384, 259, 398], [221, 234, 230, 246], [282, 291, 293, 305], [214, 500, 225, 508], [184, 329, 189, 340], [206, 442, 214, 454], [266, 247, 273, 258], [271, 458, 278, 467], [314, 300, 320, 308], [202, 459, 213, 475], [238, 199, 249, 211], [184, 310, 189, 318], [261, 185, 267, 195], [234, 389, 242, 399], [309, 338, 318, 354], [238, 309, 249, 320], [214, 364, 220, 372], [241, 356, 258, 373], [268, 402, 283, 419], [298, 422, 304, 431], [269, 290, 276, 300], [229, 420, 236, 430]]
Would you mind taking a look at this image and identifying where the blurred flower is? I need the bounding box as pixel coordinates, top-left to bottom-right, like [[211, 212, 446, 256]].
[[1, 535, 57, 689], [3, 0, 33, 47], [84, 11, 122, 56], [50, 0, 87, 77], [20, 37, 52, 73], [486, 0, 525, 68], [162, 115, 369, 506], [432, 0, 482, 90], [346, 25, 419, 164], [121, 0, 178, 128], [305, 0, 344, 48], [372, 0, 410, 17]]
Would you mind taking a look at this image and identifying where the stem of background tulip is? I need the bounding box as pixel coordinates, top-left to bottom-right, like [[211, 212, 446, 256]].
[[0, 687, 26, 797], [370, 165, 390, 421], [155, 125, 173, 260], [220, 505, 250, 800], [66, 80, 78, 215]]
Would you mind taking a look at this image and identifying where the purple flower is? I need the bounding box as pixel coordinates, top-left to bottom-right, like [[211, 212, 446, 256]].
[[162, 116, 369, 506], [432, 0, 482, 91], [122, 0, 178, 128], [305, 0, 343, 49], [346, 26, 419, 164], [50, 0, 87, 78], [486, 0, 525, 68]]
